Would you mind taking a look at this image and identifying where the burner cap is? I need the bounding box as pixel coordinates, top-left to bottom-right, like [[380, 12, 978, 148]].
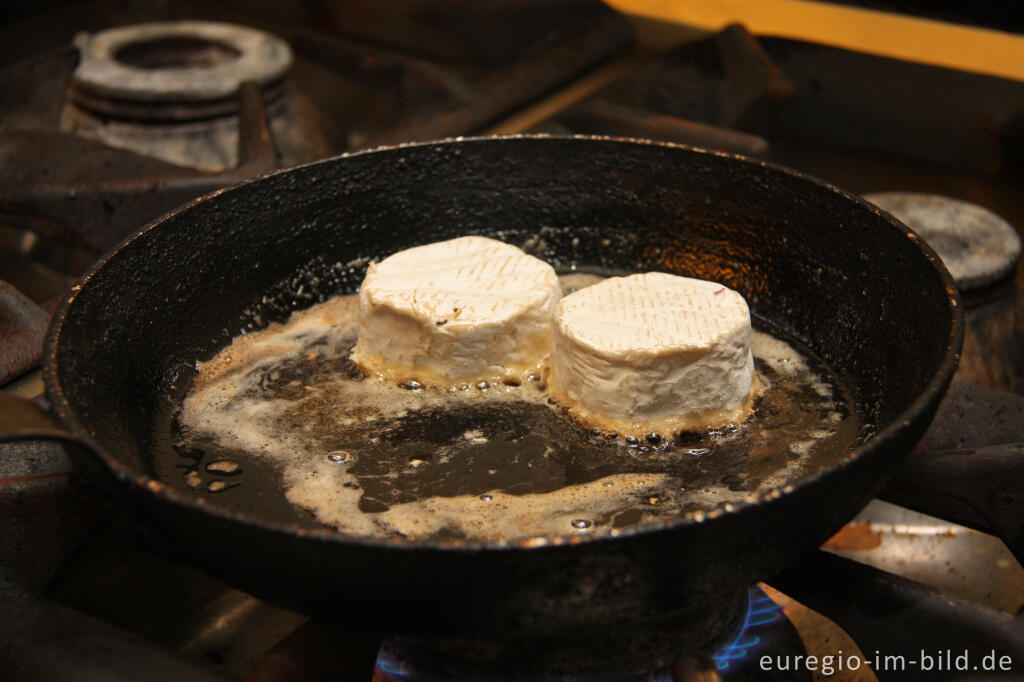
[[70, 21, 291, 115], [864, 192, 1021, 290]]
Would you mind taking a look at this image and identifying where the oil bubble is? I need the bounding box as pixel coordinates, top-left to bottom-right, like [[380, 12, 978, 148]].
[[206, 460, 240, 474], [327, 451, 355, 464]]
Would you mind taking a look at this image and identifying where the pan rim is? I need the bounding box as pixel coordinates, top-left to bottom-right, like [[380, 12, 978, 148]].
[[41, 133, 965, 553]]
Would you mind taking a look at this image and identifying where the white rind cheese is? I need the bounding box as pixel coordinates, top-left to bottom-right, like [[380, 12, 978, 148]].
[[549, 272, 755, 434], [351, 236, 561, 385]]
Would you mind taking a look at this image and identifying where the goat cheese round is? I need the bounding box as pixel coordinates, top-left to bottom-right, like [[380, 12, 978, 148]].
[[351, 236, 561, 385], [549, 272, 755, 435]]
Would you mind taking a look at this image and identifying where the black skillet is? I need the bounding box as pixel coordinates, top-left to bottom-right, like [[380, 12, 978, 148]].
[[2, 136, 961, 638]]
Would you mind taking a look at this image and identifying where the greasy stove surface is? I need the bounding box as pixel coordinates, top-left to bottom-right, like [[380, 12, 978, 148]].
[[2, 8, 1024, 682]]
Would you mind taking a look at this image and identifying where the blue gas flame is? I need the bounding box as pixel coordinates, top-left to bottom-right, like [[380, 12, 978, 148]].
[[376, 587, 785, 680], [376, 641, 414, 679], [712, 587, 784, 672]]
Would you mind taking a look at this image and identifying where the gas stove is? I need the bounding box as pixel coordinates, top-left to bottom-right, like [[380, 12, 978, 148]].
[[2, 4, 1023, 681]]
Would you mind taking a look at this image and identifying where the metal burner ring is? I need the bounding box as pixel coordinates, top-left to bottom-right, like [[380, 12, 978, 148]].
[[69, 21, 292, 120], [865, 192, 1022, 291]]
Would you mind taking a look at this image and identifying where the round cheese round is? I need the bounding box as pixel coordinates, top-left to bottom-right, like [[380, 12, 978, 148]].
[[549, 272, 756, 435], [351, 236, 561, 385]]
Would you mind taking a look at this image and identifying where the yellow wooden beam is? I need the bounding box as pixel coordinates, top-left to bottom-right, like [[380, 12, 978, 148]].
[[605, 0, 1024, 82]]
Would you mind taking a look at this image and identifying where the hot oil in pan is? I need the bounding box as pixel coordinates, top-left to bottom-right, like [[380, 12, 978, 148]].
[[165, 274, 866, 542]]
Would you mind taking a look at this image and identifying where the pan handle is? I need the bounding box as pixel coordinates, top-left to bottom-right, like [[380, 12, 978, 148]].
[[0, 394, 129, 509], [0, 394, 87, 444]]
